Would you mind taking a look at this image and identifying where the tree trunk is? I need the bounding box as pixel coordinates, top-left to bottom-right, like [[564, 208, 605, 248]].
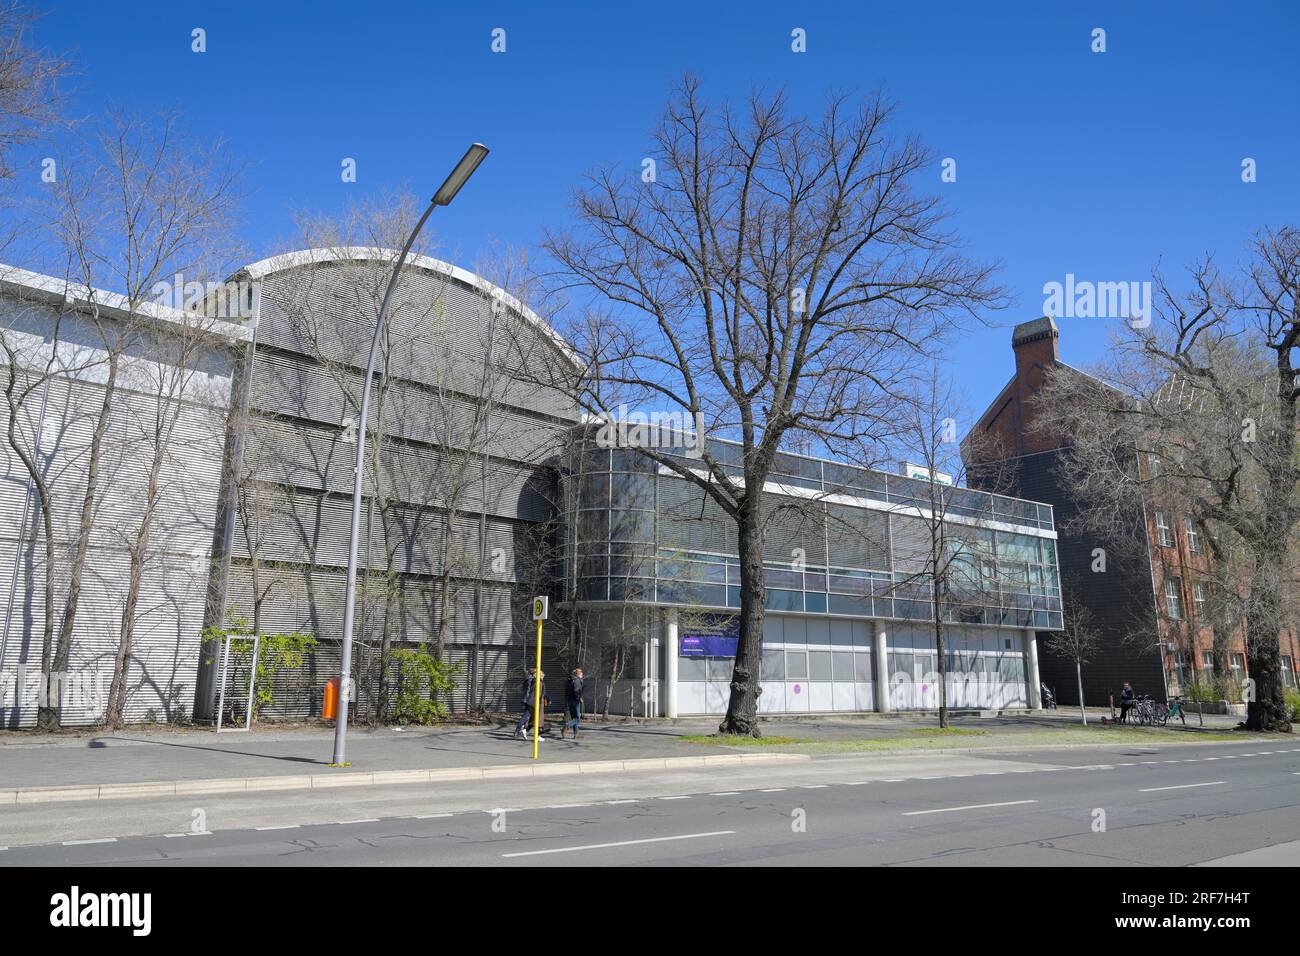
[[1244, 554, 1291, 732], [1076, 660, 1087, 725], [933, 575, 948, 729], [54, 353, 120, 723], [104, 442, 166, 728], [601, 643, 623, 719], [33, 491, 57, 731], [721, 497, 763, 736]]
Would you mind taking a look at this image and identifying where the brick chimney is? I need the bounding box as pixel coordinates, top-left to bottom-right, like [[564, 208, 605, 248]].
[[1009, 316, 1060, 455]]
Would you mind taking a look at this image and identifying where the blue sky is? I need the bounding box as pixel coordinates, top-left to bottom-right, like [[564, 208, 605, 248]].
[[25, 0, 1300, 419]]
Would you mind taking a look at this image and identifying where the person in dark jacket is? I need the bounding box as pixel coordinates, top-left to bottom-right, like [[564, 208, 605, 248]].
[[1119, 682, 1135, 723], [561, 668, 585, 740], [514, 667, 549, 739]]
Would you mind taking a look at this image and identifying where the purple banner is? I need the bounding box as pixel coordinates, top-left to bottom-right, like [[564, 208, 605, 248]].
[[679, 615, 740, 657]]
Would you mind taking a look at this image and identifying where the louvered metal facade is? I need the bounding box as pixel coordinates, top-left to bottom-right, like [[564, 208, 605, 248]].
[[0, 278, 244, 727], [197, 250, 580, 722]]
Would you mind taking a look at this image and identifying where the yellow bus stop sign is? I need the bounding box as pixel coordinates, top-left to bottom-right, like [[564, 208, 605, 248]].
[[532, 596, 548, 620]]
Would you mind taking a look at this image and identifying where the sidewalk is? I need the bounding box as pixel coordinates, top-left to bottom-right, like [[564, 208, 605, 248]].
[[0, 711, 1264, 803]]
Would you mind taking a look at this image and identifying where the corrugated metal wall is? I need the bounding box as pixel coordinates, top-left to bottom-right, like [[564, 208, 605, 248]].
[[211, 255, 580, 719], [0, 297, 236, 727]]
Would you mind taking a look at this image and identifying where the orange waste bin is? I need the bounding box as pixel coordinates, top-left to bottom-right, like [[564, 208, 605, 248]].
[[323, 677, 340, 720]]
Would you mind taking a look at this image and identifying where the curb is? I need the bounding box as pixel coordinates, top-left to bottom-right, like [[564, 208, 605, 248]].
[[808, 735, 1279, 759], [1, 751, 811, 805]]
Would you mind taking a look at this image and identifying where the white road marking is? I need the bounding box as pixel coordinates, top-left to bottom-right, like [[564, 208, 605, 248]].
[[414, 813, 454, 819], [842, 781, 870, 786], [903, 799, 1037, 817], [255, 824, 300, 831], [605, 799, 638, 804], [337, 818, 379, 825], [759, 788, 786, 792], [1138, 781, 1226, 793], [63, 838, 116, 846], [546, 803, 592, 809], [502, 830, 735, 858], [883, 778, 906, 782], [710, 792, 740, 796], [801, 784, 829, 789], [658, 795, 691, 801]]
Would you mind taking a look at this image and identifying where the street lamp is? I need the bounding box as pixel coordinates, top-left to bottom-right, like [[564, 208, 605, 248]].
[[331, 143, 489, 767]]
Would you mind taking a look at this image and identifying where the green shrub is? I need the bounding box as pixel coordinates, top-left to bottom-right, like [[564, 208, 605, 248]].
[[1184, 679, 1220, 704], [1285, 688, 1300, 724], [202, 616, 316, 722], [389, 647, 459, 725]]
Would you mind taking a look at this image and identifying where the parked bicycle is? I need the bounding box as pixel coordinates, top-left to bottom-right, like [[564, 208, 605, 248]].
[[1132, 695, 1159, 726]]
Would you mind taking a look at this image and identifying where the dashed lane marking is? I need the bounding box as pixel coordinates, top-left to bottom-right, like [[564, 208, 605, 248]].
[[501, 830, 735, 859], [902, 799, 1037, 817], [1138, 781, 1225, 793]]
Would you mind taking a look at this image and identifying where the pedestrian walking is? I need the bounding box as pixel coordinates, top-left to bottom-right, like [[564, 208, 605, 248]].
[[514, 666, 550, 739], [561, 667, 585, 740]]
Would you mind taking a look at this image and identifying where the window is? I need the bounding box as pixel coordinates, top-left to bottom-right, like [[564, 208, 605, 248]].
[[1164, 577, 1183, 619], [1173, 651, 1190, 693], [1185, 516, 1201, 554], [1283, 657, 1296, 689], [1192, 582, 1208, 620], [1202, 650, 1214, 669], [1230, 653, 1245, 677], [1148, 454, 1163, 478], [1155, 510, 1174, 548]]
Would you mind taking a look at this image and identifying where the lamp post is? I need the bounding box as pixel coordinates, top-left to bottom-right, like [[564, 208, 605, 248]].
[[331, 143, 489, 767]]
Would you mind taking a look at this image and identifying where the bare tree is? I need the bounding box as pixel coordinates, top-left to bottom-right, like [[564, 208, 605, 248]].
[[1044, 585, 1102, 725], [2, 112, 241, 728], [0, 279, 104, 727], [102, 307, 234, 727], [864, 363, 1012, 727], [1035, 228, 1299, 732], [539, 79, 1003, 735], [0, 1, 64, 181], [253, 205, 566, 720]]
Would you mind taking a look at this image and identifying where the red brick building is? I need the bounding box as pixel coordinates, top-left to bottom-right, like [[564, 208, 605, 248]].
[[965, 317, 1299, 705]]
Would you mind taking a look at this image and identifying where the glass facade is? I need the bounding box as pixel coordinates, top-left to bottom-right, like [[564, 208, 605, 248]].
[[565, 436, 1063, 631]]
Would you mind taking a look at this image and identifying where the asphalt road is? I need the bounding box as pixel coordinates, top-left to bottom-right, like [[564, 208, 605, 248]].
[[2, 740, 1298, 866]]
